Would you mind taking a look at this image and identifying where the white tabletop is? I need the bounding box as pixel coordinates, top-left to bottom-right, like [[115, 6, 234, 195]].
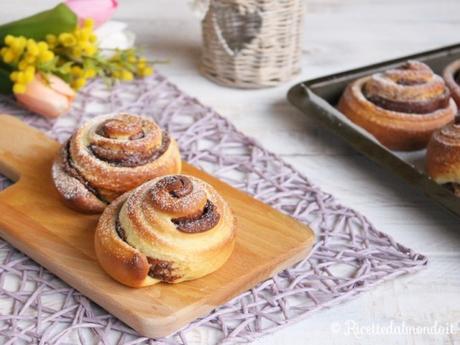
[[2, 1, 460, 344]]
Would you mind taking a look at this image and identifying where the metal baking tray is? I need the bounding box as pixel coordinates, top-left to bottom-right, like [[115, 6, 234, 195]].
[[287, 43, 460, 217]]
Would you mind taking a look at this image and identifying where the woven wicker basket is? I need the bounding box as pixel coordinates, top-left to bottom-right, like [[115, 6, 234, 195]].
[[200, 0, 304, 88]]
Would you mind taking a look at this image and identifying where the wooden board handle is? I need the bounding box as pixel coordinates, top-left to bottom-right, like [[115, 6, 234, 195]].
[[0, 114, 59, 181], [0, 115, 315, 338]]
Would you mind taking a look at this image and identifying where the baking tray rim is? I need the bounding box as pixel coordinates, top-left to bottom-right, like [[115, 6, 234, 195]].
[[287, 42, 460, 217]]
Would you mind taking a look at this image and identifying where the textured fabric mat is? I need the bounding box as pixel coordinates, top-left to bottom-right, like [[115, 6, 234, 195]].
[[0, 73, 427, 345]]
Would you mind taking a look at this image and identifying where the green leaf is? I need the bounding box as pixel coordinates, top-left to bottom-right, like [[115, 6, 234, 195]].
[[0, 67, 13, 94], [0, 3, 77, 44]]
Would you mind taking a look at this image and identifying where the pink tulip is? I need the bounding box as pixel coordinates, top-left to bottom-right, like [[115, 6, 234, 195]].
[[65, 0, 118, 28], [16, 74, 76, 119]]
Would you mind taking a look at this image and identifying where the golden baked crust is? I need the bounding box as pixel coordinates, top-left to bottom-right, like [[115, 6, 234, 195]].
[[443, 59, 460, 107], [51, 113, 181, 213], [426, 122, 460, 196], [338, 60, 456, 151], [94, 174, 237, 288]]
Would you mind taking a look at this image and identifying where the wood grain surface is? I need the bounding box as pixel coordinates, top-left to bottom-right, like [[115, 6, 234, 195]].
[[0, 115, 314, 338]]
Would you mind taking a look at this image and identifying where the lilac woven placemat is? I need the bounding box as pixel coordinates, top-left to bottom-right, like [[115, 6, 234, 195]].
[[0, 73, 427, 345]]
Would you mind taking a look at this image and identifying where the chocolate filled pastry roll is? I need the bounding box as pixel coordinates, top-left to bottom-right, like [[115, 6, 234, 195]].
[[94, 175, 236, 287], [443, 59, 460, 107], [426, 121, 460, 196], [338, 60, 456, 151], [52, 113, 181, 213]]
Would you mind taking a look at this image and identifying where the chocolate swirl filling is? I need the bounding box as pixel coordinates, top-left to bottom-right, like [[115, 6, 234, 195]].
[[115, 218, 127, 242], [455, 71, 460, 86], [363, 61, 451, 114], [365, 89, 451, 114], [89, 133, 171, 168], [157, 175, 193, 198], [172, 200, 220, 233], [62, 139, 109, 204], [147, 257, 179, 283], [115, 218, 180, 282], [152, 176, 221, 233], [96, 118, 145, 140]]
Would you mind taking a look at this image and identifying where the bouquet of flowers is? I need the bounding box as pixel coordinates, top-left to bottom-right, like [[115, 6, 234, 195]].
[[0, 1, 153, 118]]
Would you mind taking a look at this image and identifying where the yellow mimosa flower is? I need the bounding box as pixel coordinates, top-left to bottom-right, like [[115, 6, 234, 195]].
[[13, 83, 27, 94], [83, 18, 94, 30], [26, 39, 39, 56], [84, 68, 96, 78], [71, 66, 83, 77], [141, 66, 153, 76], [4, 35, 14, 45], [39, 50, 54, 63], [59, 33, 77, 47], [25, 53, 36, 64], [18, 59, 29, 71], [9, 71, 18, 82], [121, 70, 133, 81], [2, 49, 16, 64], [37, 41, 48, 52], [24, 66, 35, 83], [71, 77, 87, 90]]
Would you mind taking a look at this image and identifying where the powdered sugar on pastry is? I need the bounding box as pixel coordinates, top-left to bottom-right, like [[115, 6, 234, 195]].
[[51, 113, 182, 213]]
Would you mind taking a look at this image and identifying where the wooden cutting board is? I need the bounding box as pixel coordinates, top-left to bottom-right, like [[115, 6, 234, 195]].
[[0, 114, 315, 338]]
